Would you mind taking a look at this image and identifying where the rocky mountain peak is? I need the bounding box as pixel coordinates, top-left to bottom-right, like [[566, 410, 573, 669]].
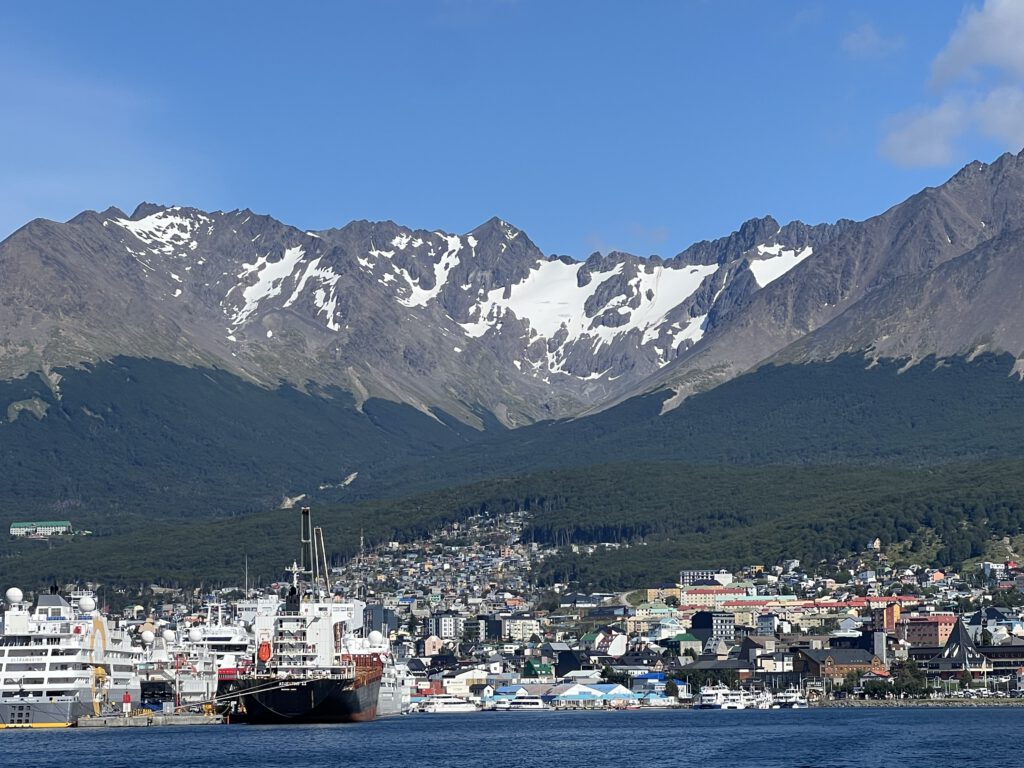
[[5, 149, 1024, 429]]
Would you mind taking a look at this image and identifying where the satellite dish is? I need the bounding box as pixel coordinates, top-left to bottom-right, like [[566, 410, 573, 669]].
[[163, 630, 176, 642], [367, 630, 384, 646], [141, 630, 155, 645], [188, 628, 203, 643], [78, 595, 96, 612], [5, 587, 23, 605]]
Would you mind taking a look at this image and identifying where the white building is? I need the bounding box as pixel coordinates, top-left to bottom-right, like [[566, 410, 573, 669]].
[[9, 520, 72, 537]]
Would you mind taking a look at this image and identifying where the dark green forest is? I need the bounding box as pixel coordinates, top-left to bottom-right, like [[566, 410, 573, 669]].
[[3, 460, 1023, 590], [3, 352, 1024, 590]]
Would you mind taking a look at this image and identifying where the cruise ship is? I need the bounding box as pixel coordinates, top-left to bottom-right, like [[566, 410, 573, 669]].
[[0, 587, 142, 728]]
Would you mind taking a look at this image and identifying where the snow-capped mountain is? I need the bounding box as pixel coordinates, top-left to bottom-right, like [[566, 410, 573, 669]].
[[611, 150, 1024, 412], [0, 201, 835, 426], [4, 150, 1024, 434]]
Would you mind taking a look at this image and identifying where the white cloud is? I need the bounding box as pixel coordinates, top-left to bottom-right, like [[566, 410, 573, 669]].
[[975, 86, 1024, 148], [881, 99, 968, 168], [931, 0, 1024, 85], [881, 0, 1024, 168], [841, 23, 904, 60]]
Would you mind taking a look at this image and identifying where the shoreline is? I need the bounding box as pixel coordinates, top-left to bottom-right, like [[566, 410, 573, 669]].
[[819, 698, 1024, 708]]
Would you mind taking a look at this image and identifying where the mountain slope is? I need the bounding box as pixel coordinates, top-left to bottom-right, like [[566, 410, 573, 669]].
[[617, 151, 1024, 410], [4, 151, 1024, 531], [340, 351, 1024, 505], [0, 201, 856, 428], [0, 357, 492, 517]]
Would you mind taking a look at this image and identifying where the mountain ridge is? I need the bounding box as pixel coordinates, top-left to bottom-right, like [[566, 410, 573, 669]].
[[1, 198, 831, 427], [3, 150, 1024, 439]]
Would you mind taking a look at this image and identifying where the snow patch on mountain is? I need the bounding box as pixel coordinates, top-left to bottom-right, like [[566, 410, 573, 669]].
[[112, 208, 210, 256], [395, 235, 463, 308], [460, 260, 624, 340], [459, 258, 718, 363], [231, 246, 307, 325], [750, 245, 813, 288], [283, 257, 343, 330], [632, 264, 719, 344]]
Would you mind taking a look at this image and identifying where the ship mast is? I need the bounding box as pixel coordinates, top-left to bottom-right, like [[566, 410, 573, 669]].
[[297, 506, 333, 599]]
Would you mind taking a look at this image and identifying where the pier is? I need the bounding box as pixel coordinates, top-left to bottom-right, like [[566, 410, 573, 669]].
[[77, 713, 223, 727]]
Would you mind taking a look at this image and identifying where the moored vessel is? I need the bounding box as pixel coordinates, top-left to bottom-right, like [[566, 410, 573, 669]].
[[417, 693, 478, 713], [506, 695, 548, 710], [693, 683, 729, 709], [227, 507, 385, 723], [0, 587, 141, 728], [772, 686, 809, 709]]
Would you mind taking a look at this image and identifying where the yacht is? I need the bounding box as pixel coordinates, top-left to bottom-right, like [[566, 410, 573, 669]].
[[693, 684, 730, 709], [506, 695, 548, 710], [772, 686, 809, 709], [694, 684, 759, 709], [0, 587, 142, 727], [137, 626, 220, 712], [720, 688, 756, 709], [418, 694, 478, 713]]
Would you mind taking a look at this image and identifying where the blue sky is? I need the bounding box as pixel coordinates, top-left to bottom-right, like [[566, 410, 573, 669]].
[[3, 1, 1024, 258]]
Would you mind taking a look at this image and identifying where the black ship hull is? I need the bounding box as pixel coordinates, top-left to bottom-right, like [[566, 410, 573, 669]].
[[233, 676, 380, 724]]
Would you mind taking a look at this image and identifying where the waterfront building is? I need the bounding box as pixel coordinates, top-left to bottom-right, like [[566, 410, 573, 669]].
[[794, 648, 888, 683], [919, 620, 993, 679]]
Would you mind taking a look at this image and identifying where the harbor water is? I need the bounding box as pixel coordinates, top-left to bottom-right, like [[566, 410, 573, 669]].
[[2, 707, 1021, 767]]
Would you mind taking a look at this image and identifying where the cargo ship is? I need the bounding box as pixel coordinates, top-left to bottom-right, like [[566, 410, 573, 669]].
[[227, 507, 385, 723]]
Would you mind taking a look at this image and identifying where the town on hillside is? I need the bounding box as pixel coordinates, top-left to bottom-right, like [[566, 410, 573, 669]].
[[51, 512, 1024, 707]]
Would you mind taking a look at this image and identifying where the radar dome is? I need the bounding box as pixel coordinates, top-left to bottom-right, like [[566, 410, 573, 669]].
[[140, 630, 155, 645], [5, 587, 23, 605], [78, 595, 96, 612], [188, 628, 203, 643], [367, 630, 384, 646], [162, 630, 176, 642]]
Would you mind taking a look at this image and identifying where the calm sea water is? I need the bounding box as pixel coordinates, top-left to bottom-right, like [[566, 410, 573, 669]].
[[2, 708, 1020, 767]]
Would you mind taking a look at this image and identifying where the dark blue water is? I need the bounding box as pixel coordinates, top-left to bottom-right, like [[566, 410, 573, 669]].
[[2, 708, 1020, 767]]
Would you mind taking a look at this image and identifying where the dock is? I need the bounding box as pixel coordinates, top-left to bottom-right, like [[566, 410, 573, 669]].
[[77, 713, 223, 727]]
